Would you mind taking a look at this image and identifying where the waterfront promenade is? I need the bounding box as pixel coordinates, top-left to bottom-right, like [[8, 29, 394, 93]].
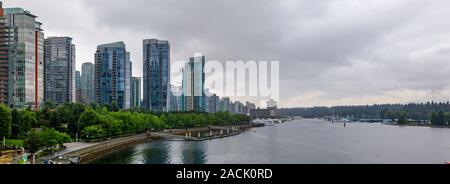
[[42, 124, 253, 164]]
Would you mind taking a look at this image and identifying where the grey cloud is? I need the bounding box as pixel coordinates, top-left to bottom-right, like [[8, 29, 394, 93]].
[[4, 0, 450, 107]]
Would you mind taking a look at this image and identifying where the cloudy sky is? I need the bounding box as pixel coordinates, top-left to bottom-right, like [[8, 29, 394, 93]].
[[4, 0, 450, 108]]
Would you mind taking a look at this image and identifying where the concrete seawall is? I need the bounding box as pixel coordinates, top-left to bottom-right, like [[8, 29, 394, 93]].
[[63, 134, 152, 164], [61, 124, 254, 164]]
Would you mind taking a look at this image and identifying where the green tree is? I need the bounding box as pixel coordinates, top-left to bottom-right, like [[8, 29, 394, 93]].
[[431, 112, 438, 125], [24, 129, 42, 153], [110, 101, 119, 112], [60, 103, 86, 135], [24, 128, 71, 153], [0, 104, 12, 138], [78, 109, 100, 130], [397, 115, 408, 125], [437, 111, 446, 126], [82, 125, 107, 140], [11, 109, 36, 138], [11, 109, 20, 138]]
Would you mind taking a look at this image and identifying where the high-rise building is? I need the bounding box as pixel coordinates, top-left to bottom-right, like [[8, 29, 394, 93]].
[[142, 39, 170, 111], [207, 93, 219, 113], [219, 97, 231, 112], [267, 99, 277, 108], [43, 37, 75, 105], [246, 101, 256, 114], [75, 70, 81, 103], [182, 54, 206, 112], [234, 101, 245, 114], [131, 77, 141, 108], [0, 3, 13, 105], [4, 6, 44, 109], [94, 41, 131, 109], [80, 62, 94, 104], [204, 89, 219, 113], [169, 85, 182, 112]]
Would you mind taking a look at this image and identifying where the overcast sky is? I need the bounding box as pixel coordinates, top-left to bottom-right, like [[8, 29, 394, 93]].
[[4, 0, 450, 108]]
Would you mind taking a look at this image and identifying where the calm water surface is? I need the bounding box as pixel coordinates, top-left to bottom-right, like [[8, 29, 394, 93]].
[[92, 119, 450, 164]]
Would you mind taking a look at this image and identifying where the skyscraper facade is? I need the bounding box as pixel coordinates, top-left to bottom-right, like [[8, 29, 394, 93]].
[[75, 70, 81, 103], [143, 39, 170, 112], [0, 2, 13, 105], [246, 101, 256, 114], [207, 93, 219, 113], [80, 62, 94, 104], [131, 77, 141, 108], [219, 97, 231, 112], [43, 37, 75, 105], [267, 99, 277, 108], [4, 7, 44, 109], [169, 85, 182, 112], [182, 54, 206, 112], [94, 41, 131, 109]]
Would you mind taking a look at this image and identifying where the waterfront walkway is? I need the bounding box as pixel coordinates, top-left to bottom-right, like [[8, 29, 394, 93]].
[[40, 124, 254, 164], [38, 142, 100, 162]]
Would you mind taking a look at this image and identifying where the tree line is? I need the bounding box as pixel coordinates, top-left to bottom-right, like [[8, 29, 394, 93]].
[[0, 102, 251, 153], [278, 102, 450, 125]]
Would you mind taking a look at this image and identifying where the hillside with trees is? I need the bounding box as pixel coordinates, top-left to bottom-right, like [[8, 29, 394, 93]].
[[279, 101, 450, 125]]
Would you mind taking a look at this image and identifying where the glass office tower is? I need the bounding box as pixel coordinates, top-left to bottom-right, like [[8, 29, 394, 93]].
[[94, 41, 131, 109], [80, 62, 95, 104], [0, 2, 14, 105], [182, 54, 206, 112], [143, 39, 170, 112], [4, 7, 44, 109], [131, 77, 141, 108], [43, 37, 76, 105]]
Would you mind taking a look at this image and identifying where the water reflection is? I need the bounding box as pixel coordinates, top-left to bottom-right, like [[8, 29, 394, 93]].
[[141, 141, 170, 164], [92, 120, 450, 164], [181, 142, 207, 164]]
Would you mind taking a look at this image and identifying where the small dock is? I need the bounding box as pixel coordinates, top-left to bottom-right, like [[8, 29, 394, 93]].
[[153, 124, 252, 141]]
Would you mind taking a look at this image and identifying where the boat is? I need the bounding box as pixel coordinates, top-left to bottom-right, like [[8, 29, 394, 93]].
[[260, 119, 275, 126], [251, 119, 265, 127], [273, 119, 282, 124]]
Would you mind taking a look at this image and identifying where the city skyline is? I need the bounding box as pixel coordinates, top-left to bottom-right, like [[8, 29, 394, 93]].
[[2, 0, 450, 108]]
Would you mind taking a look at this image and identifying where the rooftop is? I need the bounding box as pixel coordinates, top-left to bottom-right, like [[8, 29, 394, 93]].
[[97, 41, 126, 49]]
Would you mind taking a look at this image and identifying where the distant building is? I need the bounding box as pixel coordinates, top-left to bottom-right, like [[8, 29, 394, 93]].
[[143, 39, 170, 111], [246, 101, 256, 114], [75, 71, 81, 103], [219, 97, 231, 112], [249, 107, 278, 119], [94, 41, 131, 109], [234, 101, 245, 114], [169, 85, 183, 112], [182, 54, 206, 112], [207, 93, 219, 113], [43, 37, 76, 105], [267, 99, 277, 108], [80, 62, 95, 104], [4, 6, 44, 109], [131, 77, 141, 108]]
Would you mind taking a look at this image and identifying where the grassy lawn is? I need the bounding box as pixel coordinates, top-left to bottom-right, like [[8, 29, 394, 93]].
[[5, 139, 24, 147]]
